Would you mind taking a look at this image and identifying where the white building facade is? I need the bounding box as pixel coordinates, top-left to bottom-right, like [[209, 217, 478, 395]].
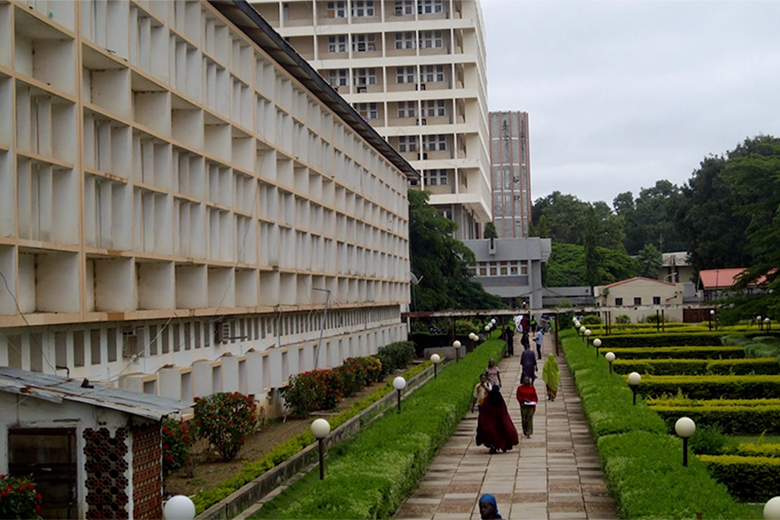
[[249, 0, 492, 239], [0, 0, 416, 409]]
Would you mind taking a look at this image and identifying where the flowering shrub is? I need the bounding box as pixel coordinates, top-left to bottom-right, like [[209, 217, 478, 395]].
[[281, 369, 342, 417], [162, 417, 193, 478], [194, 392, 257, 461], [0, 474, 42, 520]]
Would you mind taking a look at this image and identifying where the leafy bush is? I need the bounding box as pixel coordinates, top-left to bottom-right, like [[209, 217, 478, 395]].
[[194, 392, 257, 461], [688, 425, 735, 455], [652, 403, 780, 435], [700, 455, 780, 502], [611, 357, 779, 376], [581, 314, 602, 325], [744, 343, 780, 359], [599, 332, 731, 349], [0, 474, 42, 520], [615, 314, 631, 325], [637, 374, 780, 400], [162, 417, 193, 478], [376, 342, 415, 378], [282, 369, 342, 417], [734, 442, 780, 458], [603, 346, 745, 360]]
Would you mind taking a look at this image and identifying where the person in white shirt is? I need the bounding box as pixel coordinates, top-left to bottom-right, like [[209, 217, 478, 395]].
[[471, 374, 492, 412]]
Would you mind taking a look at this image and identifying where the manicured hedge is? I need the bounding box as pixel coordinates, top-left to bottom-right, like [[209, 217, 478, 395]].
[[734, 442, 780, 458], [651, 404, 780, 434], [561, 331, 753, 519], [598, 332, 732, 348], [603, 346, 745, 360], [636, 374, 780, 400], [612, 358, 779, 376], [700, 455, 780, 502], [253, 340, 505, 519]]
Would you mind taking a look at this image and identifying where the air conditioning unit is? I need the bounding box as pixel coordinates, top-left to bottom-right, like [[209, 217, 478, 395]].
[[215, 320, 232, 343]]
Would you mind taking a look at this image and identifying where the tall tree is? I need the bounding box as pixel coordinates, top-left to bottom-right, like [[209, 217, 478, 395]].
[[543, 243, 639, 287], [637, 243, 663, 279], [583, 206, 601, 287], [408, 190, 503, 311], [483, 222, 498, 239], [615, 181, 686, 255], [532, 192, 625, 250]]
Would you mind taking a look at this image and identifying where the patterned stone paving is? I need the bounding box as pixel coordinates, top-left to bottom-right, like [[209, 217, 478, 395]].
[[394, 334, 618, 520]]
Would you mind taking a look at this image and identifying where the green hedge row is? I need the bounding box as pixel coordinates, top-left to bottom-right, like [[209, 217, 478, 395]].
[[651, 404, 780, 434], [562, 331, 753, 519], [192, 361, 432, 514], [603, 346, 745, 360], [612, 358, 779, 376], [636, 374, 780, 400], [700, 455, 780, 502], [598, 332, 732, 348], [733, 442, 780, 458], [252, 340, 505, 519]]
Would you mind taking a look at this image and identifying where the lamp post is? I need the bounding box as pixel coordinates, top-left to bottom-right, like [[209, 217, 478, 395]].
[[393, 376, 406, 413], [675, 417, 696, 467], [584, 329, 592, 347], [709, 309, 715, 331], [311, 418, 331, 480], [163, 496, 196, 520], [579, 325, 586, 343], [628, 372, 641, 405], [764, 496, 780, 520], [453, 340, 461, 363], [605, 352, 615, 374], [765, 317, 771, 332], [430, 353, 442, 378], [758, 315, 763, 331], [593, 338, 602, 358], [469, 332, 479, 345]]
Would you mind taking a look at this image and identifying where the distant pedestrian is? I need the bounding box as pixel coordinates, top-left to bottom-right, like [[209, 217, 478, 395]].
[[485, 358, 501, 388], [515, 375, 538, 438], [520, 330, 530, 350], [535, 328, 544, 359], [521, 343, 537, 383], [542, 354, 560, 401], [479, 493, 502, 519], [503, 325, 514, 356]]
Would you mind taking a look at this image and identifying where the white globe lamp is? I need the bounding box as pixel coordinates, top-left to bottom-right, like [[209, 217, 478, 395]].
[[164, 496, 196, 520]]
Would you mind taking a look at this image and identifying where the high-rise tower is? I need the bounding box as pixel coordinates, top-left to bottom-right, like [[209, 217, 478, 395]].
[[489, 111, 531, 238]]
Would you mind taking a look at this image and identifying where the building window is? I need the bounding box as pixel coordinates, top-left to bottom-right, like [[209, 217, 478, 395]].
[[423, 169, 448, 186], [422, 65, 445, 83], [351, 0, 375, 17], [422, 134, 446, 151], [615, 297, 623, 305], [328, 35, 347, 53], [634, 297, 642, 305], [354, 102, 378, 119], [326, 1, 347, 18], [352, 68, 377, 86], [398, 136, 418, 153], [423, 100, 446, 117], [418, 0, 444, 14], [396, 66, 416, 84], [352, 34, 376, 52], [419, 30, 443, 49], [478, 264, 487, 276], [395, 32, 416, 50], [397, 101, 416, 118], [653, 296, 661, 305], [395, 0, 414, 15], [328, 69, 348, 86]]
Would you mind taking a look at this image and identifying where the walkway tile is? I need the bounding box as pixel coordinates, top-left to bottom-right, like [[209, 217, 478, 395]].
[[394, 333, 617, 520]]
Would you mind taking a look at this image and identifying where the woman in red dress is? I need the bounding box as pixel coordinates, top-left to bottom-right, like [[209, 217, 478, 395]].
[[476, 386, 519, 454]]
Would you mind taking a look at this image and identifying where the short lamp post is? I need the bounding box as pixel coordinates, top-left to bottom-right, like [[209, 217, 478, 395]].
[[584, 328, 592, 347], [469, 332, 479, 345], [593, 338, 602, 358], [628, 372, 641, 405], [765, 317, 771, 332], [579, 325, 586, 343], [758, 315, 763, 331], [605, 351, 615, 374], [764, 496, 780, 520], [430, 353, 442, 378], [163, 496, 196, 520], [453, 340, 462, 362], [709, 309, 715, 331], [311, 418, 331, 480], [393, 376, 407, 413], [675, 417, 696, 467]]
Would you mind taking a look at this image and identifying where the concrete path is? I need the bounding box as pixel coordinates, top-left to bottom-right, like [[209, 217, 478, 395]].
[[394, 334, 617, 520]]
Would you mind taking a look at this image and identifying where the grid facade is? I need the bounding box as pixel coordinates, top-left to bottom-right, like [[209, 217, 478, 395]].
[[0, 0, 412, 402], [250, 0, 492, 239], [489, 111, 531, 238]]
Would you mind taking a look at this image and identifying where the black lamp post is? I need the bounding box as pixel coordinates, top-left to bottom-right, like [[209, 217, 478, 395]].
[[675, 417, 696, 467], [628, 372, 641, 405]]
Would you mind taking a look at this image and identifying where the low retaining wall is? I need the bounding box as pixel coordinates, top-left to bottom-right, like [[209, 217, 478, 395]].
[[196, 364, 438, 520]]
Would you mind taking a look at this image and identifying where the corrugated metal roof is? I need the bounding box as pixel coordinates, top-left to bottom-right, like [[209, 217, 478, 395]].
[[699, 268, 746, 289], [0, 367, 193, 421]]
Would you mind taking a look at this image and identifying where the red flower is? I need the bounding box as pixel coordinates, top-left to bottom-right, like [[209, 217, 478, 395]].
[[35, 492, 42, 501], [240, 438, 245, 445], [163, 444, 170, 450], [36, 505, 41, 513]]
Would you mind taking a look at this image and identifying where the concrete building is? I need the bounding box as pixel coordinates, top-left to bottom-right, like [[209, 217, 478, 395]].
[[463, 238, 551, 308], [0, 0, 416, 415], [489, 111, 531, 238], [249, 0, 492, 239], [660, 251, 695, 284], [594, 277, 684, 323]]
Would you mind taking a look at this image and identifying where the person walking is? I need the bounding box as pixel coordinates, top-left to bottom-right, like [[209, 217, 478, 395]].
[[479, 494, 502, 519], [503, 324, 515, 356], [476, 386, 519, 454], [485, 358, 502, 388], [515, 375, 538, 438], [542, 353, 560, 401], [535, 327, 544, 360], [471, 373, 492, 412], [520, 343, 537, 383]]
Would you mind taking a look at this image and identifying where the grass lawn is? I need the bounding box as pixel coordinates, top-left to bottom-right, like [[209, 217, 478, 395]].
[[731, 435, 780, 444]]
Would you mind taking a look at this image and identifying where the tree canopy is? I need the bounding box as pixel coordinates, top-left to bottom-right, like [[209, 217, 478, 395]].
[[614, 180, 687, 256]]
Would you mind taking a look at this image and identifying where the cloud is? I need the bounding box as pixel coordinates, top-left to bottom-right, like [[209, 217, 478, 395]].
[[483, 0, 780, 205]]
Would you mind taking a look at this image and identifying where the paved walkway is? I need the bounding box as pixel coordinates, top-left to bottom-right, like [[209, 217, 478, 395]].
[[394, 334, 617, 520]]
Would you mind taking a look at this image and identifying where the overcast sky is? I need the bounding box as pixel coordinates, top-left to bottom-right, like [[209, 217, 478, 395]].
[[482, 0, 780, 207]]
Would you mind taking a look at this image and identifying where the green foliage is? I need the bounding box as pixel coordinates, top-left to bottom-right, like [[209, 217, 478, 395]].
[[744, 343, 780, 359], [611, 357, 778, 376], [637, 374, 780, 400], [0, 475, 42, 520], [688, 425, 736, 455], [483, 222, 498, 239], [532, 192, 625, 249], [543, 242, 639, 287], [652, 403, 780, 435], [581, 314, 602, 325], [603, 346, 745, 360], [282, 369, 342, 416], [194, 392, 257, 461], [734, 442, 780, 458], [375, 342, 416, 379], [583, 206, 601, 287], [162, 417, 193, 478], [254, 341, 505, 519], [598, 331, 728, 348], [615, 314, 631, 325], [637, 243, 663, 279], [700, 455, 780, 502], [614, 180, 687, 256], [408, 190, 504, 311]]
